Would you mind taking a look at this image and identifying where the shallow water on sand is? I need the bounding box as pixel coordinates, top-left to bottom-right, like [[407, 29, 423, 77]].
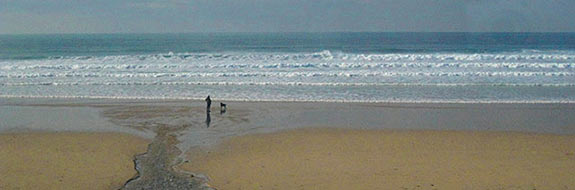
[[3, 98, 575, 149]]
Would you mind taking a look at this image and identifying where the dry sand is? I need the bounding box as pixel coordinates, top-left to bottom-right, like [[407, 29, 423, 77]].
[[180, 128, 575, 190], [0, 132, 150, 190]]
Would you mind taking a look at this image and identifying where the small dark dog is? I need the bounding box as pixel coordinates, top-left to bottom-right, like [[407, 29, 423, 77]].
[[220, 102, 227, 112]]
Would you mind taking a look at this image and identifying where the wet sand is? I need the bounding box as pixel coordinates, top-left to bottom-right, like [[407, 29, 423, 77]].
[[0, 132, 150, 190], [180, 128, 575, 190]]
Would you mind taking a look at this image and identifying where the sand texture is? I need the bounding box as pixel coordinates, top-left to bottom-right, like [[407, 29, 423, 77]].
[[180, 128, 575, 190], [0, 132, 150, 190]]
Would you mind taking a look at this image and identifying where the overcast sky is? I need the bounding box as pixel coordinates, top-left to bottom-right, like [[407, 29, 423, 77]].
[[0, 0, 574, 34]]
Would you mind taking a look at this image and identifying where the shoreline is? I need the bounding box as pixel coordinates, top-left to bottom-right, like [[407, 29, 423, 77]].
[[3, 97, 575, 147], [3, 96, 575, 104]]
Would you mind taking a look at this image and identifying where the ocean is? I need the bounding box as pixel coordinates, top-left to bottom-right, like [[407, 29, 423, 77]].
[[1, 33, 574, 103]]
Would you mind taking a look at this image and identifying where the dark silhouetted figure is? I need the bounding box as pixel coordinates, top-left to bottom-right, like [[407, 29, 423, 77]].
[[206, 111, 211, 128], [205, 95, 212, 112], [220, 102, 227, 114]]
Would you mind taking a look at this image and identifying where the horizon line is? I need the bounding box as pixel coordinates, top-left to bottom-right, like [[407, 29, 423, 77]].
[[2, 31, 575, 36]]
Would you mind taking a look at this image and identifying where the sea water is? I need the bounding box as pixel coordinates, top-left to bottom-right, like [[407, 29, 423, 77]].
[[1, 33, 574, 103]]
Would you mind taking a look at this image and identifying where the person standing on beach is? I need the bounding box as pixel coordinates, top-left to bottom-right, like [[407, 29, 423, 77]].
[[205, 95, 212, 112]]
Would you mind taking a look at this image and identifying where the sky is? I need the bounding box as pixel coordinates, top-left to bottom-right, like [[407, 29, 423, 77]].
[[0, 0, 574, 34]]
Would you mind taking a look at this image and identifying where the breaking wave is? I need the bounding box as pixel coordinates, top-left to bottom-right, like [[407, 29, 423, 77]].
[[2, 50, 575, 102], [31, 50, 575, 61], [1, 71, 574, 79], [2, 81, 574, 87]]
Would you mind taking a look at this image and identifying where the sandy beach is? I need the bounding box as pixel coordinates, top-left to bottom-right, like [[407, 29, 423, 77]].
[[2, 98, 575, 189], [180, 128, 575, 190], [0, 132, 149, 190]]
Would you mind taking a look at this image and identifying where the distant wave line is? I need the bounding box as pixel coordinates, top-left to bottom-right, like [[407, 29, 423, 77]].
[[1, 71, 573, 79], [3, 50, 575, 63], [2, 62, 574, 71], [2, 81, 575, 87]]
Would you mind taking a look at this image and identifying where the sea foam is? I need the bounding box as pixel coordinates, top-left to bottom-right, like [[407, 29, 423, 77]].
[[1, 50, 574, 102]]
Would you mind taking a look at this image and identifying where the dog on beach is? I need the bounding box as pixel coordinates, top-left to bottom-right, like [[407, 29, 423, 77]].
[[220, 102, 227, 112]]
